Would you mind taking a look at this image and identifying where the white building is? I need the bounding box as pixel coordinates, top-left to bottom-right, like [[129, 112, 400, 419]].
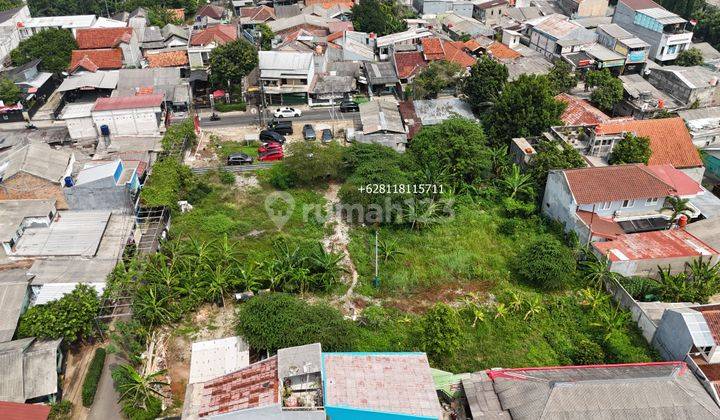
[[60, 102, 97, 140], [91, 94, 165, 137], [259, 51, 315, 104], [18, 14, 97, 39], [0, 6, 31, 68]]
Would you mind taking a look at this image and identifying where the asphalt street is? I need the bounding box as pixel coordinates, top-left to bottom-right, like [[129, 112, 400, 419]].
[[198, 107, 359, 127]]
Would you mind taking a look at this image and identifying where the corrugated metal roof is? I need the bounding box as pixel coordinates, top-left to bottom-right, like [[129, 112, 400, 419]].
[[0, 338, 61, 402], [0, 143, 72, 182], [0, 338, 33, 402], [188, 336, 249, 384], [76, 160, 121, 186], [360, 100, 405, 134], [0, 199, 57, 241], [29, 258, 116, 285], [34, 283, 105, 305], [259, 51, 313, 73], [57, 70, 119, 92], [0, 281, 28, 343], [14, 211, 111, 257]]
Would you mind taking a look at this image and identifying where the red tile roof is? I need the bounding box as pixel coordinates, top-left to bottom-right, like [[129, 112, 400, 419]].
[[644, 164, 702, 197], [556, 93, 611, 126], [421, 37, 445, 60], [76, 27, 133, 49], [0, 401, 51, 420], [399, 100, 422, 139], [198, 356, 279, 417], [593, 229, 718, 262], [620, 0, 661, 10], [69, 49, 123, 71], [145, 50, 189, 68], [443, 41, 476, 68], [595, 118, 702, 169], [464, 38, 482, 52], [562, 164, 677, 205], [487, 41, 521, 60], [197, 4, 226, 20], [394, 51, 427, 80], [93, 94, 165, 111], [696, 305, 720, 345], [240, 6, 275, 22], [326, 30, 344, 42], [576, 210, 625, 239], [190, 24, 237, 46]]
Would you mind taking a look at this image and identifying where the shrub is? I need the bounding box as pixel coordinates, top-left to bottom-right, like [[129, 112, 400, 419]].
[[571, 339, 605, 365], [515, 236, 577, 290], [218, 169, 236, 185], [261, 164, 295, 190], [603, 330, 652, 363], [120, 396, 162, 420], [422, 303, 463, 365], [82, 348, 107, 407], [283, 142, 344, 186], [502, 197, 535, 218], [49, 400, 73, 420], [236, 293, 356, 352], [161, 119, 197, 152], [497, 218, 520, 236], [215, 102, 247, 112]]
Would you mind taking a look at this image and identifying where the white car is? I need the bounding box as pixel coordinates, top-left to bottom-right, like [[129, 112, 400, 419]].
[[273, 107, 302, 118]]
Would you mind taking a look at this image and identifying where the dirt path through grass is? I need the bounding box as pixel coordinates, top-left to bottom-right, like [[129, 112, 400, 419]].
[[322, 183, 361, 317]]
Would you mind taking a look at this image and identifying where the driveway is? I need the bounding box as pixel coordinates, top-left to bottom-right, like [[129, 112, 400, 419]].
[[88, 352, 124, 420]]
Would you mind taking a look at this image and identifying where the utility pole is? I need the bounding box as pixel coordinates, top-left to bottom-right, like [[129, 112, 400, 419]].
[[373, 229, 380, 288], [254, 30, 266, 127]]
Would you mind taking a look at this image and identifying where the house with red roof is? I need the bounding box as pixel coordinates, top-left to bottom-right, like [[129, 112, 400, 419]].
[[188, 24, 237, 68], [556, 93, 612, 126], [90, 94, 165, 137], [542, 163, 704, 244], [194, 4, 230, 29], [420, 37, 476, 70], [72, 27, 141, 70]]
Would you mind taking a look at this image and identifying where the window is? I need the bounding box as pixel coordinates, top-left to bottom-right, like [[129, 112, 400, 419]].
[[667, 44, 678, 55], [622, 199, 635, 208], [645, 197, 659, 206], [601, 201, 611, 210]]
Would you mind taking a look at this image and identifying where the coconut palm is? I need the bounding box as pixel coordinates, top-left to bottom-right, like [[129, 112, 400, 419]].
[[581, 254, 618, 289], [113, 364, 168, 409], [500, 164, 534, 200], [662, 196, 693, 228]]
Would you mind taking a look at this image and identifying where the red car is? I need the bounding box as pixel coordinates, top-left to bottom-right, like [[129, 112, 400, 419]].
[[258, 141, 282, 154], [258, 150, 284, 161]]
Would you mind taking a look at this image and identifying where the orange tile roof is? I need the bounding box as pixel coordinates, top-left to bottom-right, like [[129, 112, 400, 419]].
[[556, 93, 611, 126], [394, 51, 427, 79], [421, 37, 445, 60], [168, 8, 185, 21], [145, 50, 189, 67], [69, 48, 123, 71], [327, 30, 344, 42], [321, 1, 353, 7], [239, 5, 275, 22], [595, 117, 702, 168], [576, 210, 624, 239], [190, 24, 237, 46], [563, 164, 677, 205], [487, 41, 521, 59], [443, 41, 476, 68], [76, 27, 133, 49], [464, 38, 482, 51]]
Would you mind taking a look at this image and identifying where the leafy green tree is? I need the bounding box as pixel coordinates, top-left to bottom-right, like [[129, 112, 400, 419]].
[[676, 47, 704, 66], [693, 7, 720, 50], [409, 118, 490, 187], [282, 141, 344, 186], [257, 23, 274, 50], [484, 74, 566, 146], [148, 6, 181, 27], [608, 133, 652, 164], [0, 0, 20, 12], [236, 293, 356, 352], [208, 39, 258, 88], [501, 164, 534, 200], [529, 139, 585, 194], [351, 0, 407, 36], [422, 303, 463, 365], [515, 236, 577, 290], [410, 60, 462, 99], [0, 77, 21, 104], [17, 284, 100, 343], [586, 69, 623, 113], [11, 28, 77, 73], [547, 60, 578, 93], [111, 365, 168, 410], [461, 56, 508, 112]]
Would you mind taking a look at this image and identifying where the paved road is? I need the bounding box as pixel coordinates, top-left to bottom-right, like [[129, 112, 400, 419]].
[[199, 108, 359, 127], [88, 352, 124, 420], [191, 163, 274, 174]]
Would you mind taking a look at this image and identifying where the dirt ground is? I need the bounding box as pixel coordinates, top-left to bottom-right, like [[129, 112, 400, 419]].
[[163, 303, 237, 416], [385, 280, 493, 314], [62, 341, 104, 420]]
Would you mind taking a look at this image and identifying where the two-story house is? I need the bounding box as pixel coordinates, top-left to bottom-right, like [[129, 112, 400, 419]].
[[0, 6, 31, 69], [473, 0, 509, 26], [542, 163, 703, 243], [612, 0, 692, 63], [526, 14, 597, 59], [188, 24, 237, 68], [259, 51, 315, 104], [596, 23, 650, 73]]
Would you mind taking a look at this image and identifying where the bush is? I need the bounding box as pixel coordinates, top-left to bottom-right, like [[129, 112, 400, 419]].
[[502, 197, 535, 218], [515, 236, 577, 290], [49, 400, 73, 420], [261, 163, 295, 190], [619, 277, 660, 301], [236, 293, 356, 352], [82, 348, 107, 407], [161, 119, 197, 153], [120, 396, 162, 420], [218, 169, 236, 185], [215, 102, 247, 112], [283, 142, 344, 186], [422, 303, 463, 365], [603, 330, 652, 363], [571, 339, 605, 365], [497, 218, 520, 236], [140, 158, 196, 208]]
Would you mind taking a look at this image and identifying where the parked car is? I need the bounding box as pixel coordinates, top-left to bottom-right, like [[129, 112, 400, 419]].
[[321, 128, 333, 143], [267, 119, 293, 135], [259, 130, 285, 144], [302, 124, 316, 140], [258, 141, 282, 154], [227, 152, 253, 165], [258, 150, 284, 161], [339, 100, 359, 113], [273, 107, 302, 118]]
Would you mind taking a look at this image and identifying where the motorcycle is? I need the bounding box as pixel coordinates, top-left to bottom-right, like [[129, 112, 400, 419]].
[[25, 123, 37, 130], [209, 113, 221, 121]]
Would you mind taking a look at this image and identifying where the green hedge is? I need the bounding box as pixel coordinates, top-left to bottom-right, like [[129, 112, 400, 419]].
[[82, 348, 107, 407], [215, 102, 247, 112]]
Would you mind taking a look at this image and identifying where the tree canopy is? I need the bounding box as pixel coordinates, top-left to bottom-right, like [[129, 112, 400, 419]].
[[208, 39, 258, 87], [515, 236, 577, 291], [609, 133, 652, 165], [28, 0, 198, 18], [586, 69, 623, 113], [547, 60, 578, 94], [529, 139, 586, 194], [235, 293, 356, 352], [0, 0, 21, 12], [409, 60, 463, 99], [11, 28, 77, 73], [484, 74, 566, 146], [17, 284, 100, 343], [0, 77, 21, 104], [282, 141, 344, 186], [461, 56, 508, 112], [409, 118, 490, 187], [422, 303, 463, 365], [676, 47, 704, 66], [351, 0, 407, 36], [147, 6, 182, 27]]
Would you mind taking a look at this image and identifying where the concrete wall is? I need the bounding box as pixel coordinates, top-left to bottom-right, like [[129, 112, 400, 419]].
[[64, 181, 134, 213], [608, 254, 720, 277], [92, 107, 163, 137], [66, 116, 96, 140], [648, 69, 718, 107], [577, 197, 664, 218], [604, 278, 659, 342], [542, 171, 576, 228]]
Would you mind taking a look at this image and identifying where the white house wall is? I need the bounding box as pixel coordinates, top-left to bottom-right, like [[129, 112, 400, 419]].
[[66, 116, 97, 140], [92, 107, 162, 137]]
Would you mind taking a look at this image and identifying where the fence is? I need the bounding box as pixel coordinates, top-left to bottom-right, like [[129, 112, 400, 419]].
[[604, 278, 659, 342]]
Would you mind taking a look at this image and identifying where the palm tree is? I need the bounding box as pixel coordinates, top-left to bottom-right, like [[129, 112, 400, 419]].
[[133, 285, 173, 328], [581, 254, 618, 289], [662, 196, 693, 228], [113, 364, 168, 409], [501, 164, 534, 200]]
